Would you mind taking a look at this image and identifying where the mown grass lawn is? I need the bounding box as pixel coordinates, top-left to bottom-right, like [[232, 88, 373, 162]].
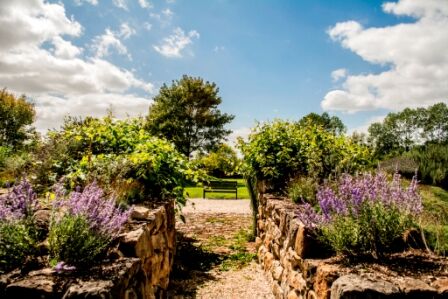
[[184, 178, 250, 199]]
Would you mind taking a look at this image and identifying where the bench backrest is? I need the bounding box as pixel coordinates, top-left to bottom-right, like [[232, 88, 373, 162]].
[[205, 180, 237, 189]]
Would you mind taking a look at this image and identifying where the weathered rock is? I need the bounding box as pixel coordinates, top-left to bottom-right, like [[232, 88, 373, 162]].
[[130, 206, 152, 221], [63, 280, 114, 299], [5, 274, 56, 299], [272, 261, 284, 281], [288, 270, 306, 291], [287, 289, 303, 299], [330, 274, 400, 299], [433, 278, 448, 294]]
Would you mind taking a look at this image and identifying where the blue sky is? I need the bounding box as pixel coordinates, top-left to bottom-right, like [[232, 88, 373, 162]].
[[1, 0, 447, 138]]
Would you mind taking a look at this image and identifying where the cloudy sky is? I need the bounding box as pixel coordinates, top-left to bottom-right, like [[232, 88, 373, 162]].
[[1, 0, 447, 137]]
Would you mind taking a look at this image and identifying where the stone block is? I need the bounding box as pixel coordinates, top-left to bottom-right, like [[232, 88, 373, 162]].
[[288, 270, 306, 291], [272, 261, 283, 281], [287, 290, 303, 299], [330, 274, 400, 299]]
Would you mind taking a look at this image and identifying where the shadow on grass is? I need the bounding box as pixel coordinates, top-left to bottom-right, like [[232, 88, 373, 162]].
[[167, 232, 225, 298]]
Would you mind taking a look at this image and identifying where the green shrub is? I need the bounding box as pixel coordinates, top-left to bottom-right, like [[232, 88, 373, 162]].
[[239, 120, 371, 193], [0, 221, 37, 273], [288, 177, 317, 205], [48, 214, 110, 268], [68, 137, 195, 206], [320, 201, 414, 257], [408, 143, 448, 188]]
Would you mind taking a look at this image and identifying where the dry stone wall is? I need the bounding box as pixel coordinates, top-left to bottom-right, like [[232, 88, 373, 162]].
[[256, 194, 448, 299], [0, 200, 176, 299]]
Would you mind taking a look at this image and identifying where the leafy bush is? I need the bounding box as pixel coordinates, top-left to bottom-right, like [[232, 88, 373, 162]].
[[49, 183, 130, 268], [0, 221, 37, 273], [68, 138, 194, 206], [297, 172, 422, 258], [31, 116, 196, 206], [288, 177, 317, 205], [239, 120, 371, 193], [408, 143, 448, 188], [194, 144, 240, 177], [0, 180, 39, 273]]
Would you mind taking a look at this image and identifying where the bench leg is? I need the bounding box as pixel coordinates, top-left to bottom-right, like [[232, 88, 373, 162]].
[[236, 189, 237, 200], [203, 189, 205, 199]]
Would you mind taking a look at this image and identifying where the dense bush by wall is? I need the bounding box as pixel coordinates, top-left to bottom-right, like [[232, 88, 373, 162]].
[[31, 116, 196, 206], [239, 120, 372, 194]]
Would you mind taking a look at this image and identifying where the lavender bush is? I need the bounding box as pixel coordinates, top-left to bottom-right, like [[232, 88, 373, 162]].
[[0, 179, 38, 221], [0, 180, 39, 273], [297, 172, 422, 257], [49, 182, 130, 268]]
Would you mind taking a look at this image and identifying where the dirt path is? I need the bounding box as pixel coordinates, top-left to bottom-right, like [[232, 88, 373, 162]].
[[167, 199, 274, 299]]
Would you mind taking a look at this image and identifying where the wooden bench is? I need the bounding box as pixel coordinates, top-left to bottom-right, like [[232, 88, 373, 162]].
[[203, 180, 238, 199]]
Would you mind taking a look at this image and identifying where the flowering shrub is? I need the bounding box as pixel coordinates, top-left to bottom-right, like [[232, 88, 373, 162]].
[[297, 172, 422, 257], [49, 182, 130, 268], [0, 180, 39, 273], [0, 179, 37, 221]]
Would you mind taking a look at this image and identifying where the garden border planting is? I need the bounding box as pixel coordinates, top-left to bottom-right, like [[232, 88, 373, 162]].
[[256, 194, 448, 299], [0, 201, 176, 299]]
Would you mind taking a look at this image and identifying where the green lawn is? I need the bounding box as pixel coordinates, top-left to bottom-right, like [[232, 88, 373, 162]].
[[184, 178, 250, 199], [419, 184, 448, 255]]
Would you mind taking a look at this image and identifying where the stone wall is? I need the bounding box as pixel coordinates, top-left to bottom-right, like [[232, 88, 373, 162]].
[[256, 194, 448, 299], [0, 200, 176, 299]]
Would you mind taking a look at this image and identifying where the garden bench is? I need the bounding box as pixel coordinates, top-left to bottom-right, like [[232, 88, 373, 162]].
[[203, 180, 238, 199]]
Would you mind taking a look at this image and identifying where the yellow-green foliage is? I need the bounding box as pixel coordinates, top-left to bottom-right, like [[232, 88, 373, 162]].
[[239, 120, 372, 193]]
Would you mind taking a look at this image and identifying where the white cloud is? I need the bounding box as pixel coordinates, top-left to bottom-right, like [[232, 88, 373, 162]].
[[162, 8, 173, 18], [213, 46, 225, 52], [74, 0, 98, 5], [150, 9, 173, 27], [113, 0, 128, 10], [138, 0, 152, 9], [91, 23, 135, 59], [52, 36, 83, 59], [322, 0, 448, 113], [153, 27, 199, 58], [35, 93, 152, 132], [331, 68, 347, 82], [143, 22, 152, 31], [92, 29, 129, 59], [119, 23, 136, 39], [0, 0, 153, 132]]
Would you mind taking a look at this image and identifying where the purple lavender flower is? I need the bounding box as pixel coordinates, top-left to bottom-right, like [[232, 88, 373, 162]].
[[296, 171, 422, 227], [55, 182, 130, 238], [0, 179, 38, 221], [296, 203, 324, 228], [54, 261, 76, 273]]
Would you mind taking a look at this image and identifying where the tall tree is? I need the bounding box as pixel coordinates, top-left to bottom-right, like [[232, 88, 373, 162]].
[[0, 89, 35, 148], [297, 112, 346, 135], [146, 75, 234, 158]]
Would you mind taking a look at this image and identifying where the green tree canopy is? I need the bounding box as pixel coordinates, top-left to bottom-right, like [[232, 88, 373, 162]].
[[367, 102, 448, 158], [145, 75, 234, 158], [195, 143, 240, 177], [0, 89, 35, 148], [297, 112, 346, 135]]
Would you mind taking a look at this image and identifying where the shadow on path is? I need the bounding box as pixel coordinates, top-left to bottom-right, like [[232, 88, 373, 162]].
[[167, 232, 225, 298]]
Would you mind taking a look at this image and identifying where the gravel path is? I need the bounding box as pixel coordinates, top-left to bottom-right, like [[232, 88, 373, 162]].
[[168, 198, 273, 299], [182, 198, 252, 214]]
